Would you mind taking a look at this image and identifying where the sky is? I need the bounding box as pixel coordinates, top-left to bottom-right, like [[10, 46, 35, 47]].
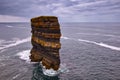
[[0, 0, 120, 22]]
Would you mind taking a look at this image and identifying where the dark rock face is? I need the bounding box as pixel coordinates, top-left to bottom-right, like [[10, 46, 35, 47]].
[[30, 16, 61, 70]]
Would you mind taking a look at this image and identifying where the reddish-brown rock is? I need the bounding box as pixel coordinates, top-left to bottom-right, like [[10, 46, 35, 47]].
[[30, 16, 61, 70]]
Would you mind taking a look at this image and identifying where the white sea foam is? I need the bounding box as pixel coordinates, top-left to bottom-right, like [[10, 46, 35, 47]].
[[6, 25, 13, 28], [0, 38, 21, 51], [0, 37, 30, 50], [59, 36, 120, 51], [16, 50, 69, 76], [61, 36, 70, 40], [16, 50, 30, 62], [42, 63, 69, 76], [12, 73, 21, 80], [78, 39, 120, 51], [96, 42, 120, 51], [77, 33, 120, 38], [0, 38, 20, 47]]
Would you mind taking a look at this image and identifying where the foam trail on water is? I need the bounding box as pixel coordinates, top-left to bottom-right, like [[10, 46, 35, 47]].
[[61, 36, 70, 40], [12, 73, 21, 80], [6, 25, 13, 28], [58, 36, 120, 51], [0, 37, 30, 50], [95, 42, 120, 51], [77, 33, 120, 38], [16, 50, 30, 62], [78, 39, 120, 51]]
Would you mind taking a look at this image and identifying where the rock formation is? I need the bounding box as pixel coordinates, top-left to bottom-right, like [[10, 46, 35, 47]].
[[30, 16, 61, 70]]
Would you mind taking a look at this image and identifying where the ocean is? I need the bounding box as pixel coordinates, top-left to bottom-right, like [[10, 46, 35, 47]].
[[0, 22, 120, 80]]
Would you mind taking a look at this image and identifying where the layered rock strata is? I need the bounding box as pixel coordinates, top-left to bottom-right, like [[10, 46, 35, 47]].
[[30, 16, 61, 70]]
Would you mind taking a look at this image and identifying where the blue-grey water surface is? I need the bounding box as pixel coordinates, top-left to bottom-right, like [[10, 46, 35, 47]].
[[0, 22, 120, 80]]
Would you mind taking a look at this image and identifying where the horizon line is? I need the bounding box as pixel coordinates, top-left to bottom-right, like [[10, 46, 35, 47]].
[[0, 22, 120, 23]]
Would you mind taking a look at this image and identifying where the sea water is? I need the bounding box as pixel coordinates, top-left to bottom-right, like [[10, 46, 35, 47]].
[[0, 22, 120, 80]]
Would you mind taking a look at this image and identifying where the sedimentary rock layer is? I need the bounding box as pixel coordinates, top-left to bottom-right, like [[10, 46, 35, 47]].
[[30, 16, 61, 70]]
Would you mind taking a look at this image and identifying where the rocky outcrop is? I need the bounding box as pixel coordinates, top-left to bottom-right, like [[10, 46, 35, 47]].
[[30, 16, 61, 70]]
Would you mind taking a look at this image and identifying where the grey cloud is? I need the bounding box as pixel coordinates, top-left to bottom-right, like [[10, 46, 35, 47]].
[[53, 0, 120, 16], [0, 0, 120, 22]]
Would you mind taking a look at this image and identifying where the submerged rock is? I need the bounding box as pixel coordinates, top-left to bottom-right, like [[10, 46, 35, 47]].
[[30, 16, 61, 70]]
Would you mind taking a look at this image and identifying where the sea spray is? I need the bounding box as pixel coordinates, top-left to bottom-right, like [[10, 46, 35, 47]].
[[16, 50, 31, 63], [40, 63, 69, 76]]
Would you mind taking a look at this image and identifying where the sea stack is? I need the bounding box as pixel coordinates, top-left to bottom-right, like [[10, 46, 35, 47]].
[[30, 16, 61, 70]]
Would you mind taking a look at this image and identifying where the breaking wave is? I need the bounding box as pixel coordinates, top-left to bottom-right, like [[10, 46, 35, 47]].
[[42, 63, 69, 76], [16, 50, 69, 76], [0, 37, 30, 50], [16, 50, 30, 63]]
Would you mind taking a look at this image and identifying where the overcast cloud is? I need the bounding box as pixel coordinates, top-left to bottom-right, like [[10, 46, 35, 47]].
[[0, 0, 120, 22]]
